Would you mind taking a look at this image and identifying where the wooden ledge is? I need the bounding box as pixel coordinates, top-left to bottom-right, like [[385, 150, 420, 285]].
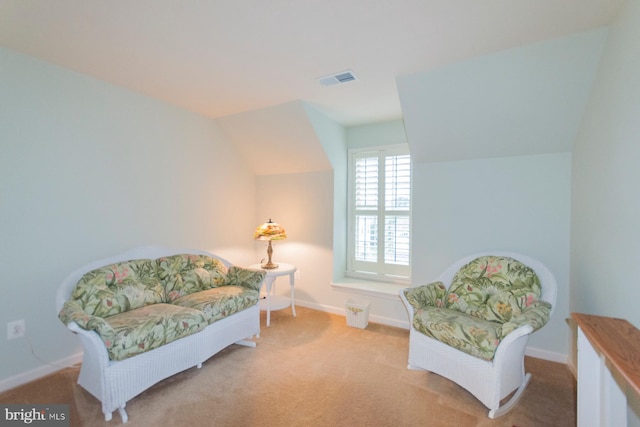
[[572, 312, 640, 396]]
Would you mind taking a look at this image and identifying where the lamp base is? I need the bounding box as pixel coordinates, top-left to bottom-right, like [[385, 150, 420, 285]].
[[261, 240, 278, 269]]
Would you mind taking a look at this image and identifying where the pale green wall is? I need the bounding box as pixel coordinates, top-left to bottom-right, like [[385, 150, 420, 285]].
[[399, 28, 607, 164], [396, 28, 609, 359], [571, 0, 640, 326], [571, 2, 640, 422], [412, 154, 571, 356], [0, 47, 257, 383], [302, 103, 348, 280], [346, 119, 407, 150]]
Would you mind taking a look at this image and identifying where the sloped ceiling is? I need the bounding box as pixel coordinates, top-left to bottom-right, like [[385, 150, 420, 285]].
[[398, 28, 608, 163], [0, 1, 626, 173], [216, 101, 332, 176], [0, 0, 625, 127]]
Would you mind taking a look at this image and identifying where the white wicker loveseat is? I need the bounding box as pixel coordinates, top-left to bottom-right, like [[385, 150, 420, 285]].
[[400, 252, 557, 418], [56, 246, 265, 423]]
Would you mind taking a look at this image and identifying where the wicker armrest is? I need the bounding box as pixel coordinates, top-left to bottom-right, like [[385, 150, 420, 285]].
[[58, 300, 116, 341], [500, 300, 552, 338], [403, 281, 447, 310], [223, 266, 266, 291]]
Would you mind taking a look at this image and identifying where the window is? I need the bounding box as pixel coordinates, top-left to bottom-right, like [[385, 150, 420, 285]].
[[347, 145, 411, 281]]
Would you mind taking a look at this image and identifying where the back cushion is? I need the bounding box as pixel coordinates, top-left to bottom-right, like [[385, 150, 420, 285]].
[[446, 256, 542, 323], [156, 254, 228, 302], [71, 259, 165, 317]]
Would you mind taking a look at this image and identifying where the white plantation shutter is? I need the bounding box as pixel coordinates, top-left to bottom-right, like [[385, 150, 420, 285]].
[[354, 215, 377, 262], [385, 155, 410, 211], [355, 156, 378, 210], [348, 146, 411, 280], [354, 155, 379, 263], [384, 154, 410, 266]]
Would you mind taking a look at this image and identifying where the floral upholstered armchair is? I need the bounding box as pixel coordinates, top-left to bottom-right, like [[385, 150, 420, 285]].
[[400, 252, 556, 418]]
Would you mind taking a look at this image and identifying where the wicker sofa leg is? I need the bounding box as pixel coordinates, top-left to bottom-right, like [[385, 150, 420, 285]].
[[235, 339, 257, 348], [118, 405, 128, 424], [103, 405, 128, 423], [488, 373, 531, 419], [407, 363, 424, 371]]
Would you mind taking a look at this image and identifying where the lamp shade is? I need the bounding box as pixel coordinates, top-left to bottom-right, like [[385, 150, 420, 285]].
[[254, 219, 286, 269], [254, 219, 287, 241]]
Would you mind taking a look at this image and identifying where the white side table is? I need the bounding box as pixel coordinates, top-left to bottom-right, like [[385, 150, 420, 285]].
[[249, 263, 297, 327]]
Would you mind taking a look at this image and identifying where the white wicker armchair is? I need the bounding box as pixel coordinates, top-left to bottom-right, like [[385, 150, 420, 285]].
[[400, 252, 557, 418]]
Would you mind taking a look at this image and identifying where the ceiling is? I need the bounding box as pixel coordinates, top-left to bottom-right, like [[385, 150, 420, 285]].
[[0, 0, 625, 126]]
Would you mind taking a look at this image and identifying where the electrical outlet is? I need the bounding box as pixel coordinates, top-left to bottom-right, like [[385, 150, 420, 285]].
[[7, 319, 25, 340]]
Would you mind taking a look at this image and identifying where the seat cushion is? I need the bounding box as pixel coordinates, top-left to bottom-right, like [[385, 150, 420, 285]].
[[171, 286, 259, 324], [102, 303, 207, 361], [446, 256, 542, 323], [413, 306, 501, 361], [71, 259, 165, 317]]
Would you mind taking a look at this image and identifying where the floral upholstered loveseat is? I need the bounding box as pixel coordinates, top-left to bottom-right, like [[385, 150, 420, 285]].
[[400, 252, 556, 418], [56, 246, 266, 424]]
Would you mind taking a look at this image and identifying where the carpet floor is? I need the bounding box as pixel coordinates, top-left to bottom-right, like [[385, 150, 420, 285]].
[[0, 306, 576, 426]]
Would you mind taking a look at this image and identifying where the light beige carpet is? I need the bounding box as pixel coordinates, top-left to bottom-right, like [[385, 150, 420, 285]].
[[0, 307, 575, 426]]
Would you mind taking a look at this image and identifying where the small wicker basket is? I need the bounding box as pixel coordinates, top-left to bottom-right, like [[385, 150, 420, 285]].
[[345, 298, 371, 329]]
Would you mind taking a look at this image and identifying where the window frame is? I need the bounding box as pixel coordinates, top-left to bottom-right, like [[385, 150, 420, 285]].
[[346, 144, 411, 284]]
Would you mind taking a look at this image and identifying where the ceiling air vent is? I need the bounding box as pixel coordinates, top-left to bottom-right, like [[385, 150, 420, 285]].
[[318, 70, 358, 87]]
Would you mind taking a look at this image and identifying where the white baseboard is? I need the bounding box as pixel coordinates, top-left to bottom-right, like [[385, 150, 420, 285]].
[[295, 300, 409, 329], [525, 346, 568, 364], [0, 352, 82, 393]]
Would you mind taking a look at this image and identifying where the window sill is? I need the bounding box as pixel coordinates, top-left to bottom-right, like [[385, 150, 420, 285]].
[[331, 278, 405, 300]]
